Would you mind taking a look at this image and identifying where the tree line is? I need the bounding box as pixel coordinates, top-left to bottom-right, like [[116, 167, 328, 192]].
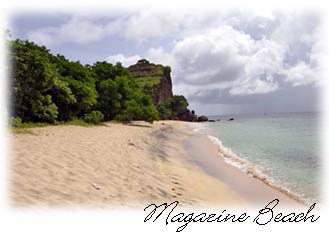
[[9, 39, 192, 126], [9, 39, 160, 125]]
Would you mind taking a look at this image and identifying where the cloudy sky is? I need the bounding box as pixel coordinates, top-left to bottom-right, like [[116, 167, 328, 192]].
[[10, 8, 324, 115]]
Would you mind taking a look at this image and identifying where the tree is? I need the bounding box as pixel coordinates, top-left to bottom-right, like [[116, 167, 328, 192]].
[[114, 76, 159, 123], [50, 75, 76, 121], [83, 111, 104, 124], [9, 39, 160, 124], [137, 59, 150, 65], [157, 103, 172, 120], [156, 95, 189, 120], [96, 78, 121, 120], [10, 39, 60, 122], [51, 55, 98, 120], [115, 92, 159, 123]]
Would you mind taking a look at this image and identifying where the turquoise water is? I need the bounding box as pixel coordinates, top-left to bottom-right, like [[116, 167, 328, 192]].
[[201, 112, 321, 204]]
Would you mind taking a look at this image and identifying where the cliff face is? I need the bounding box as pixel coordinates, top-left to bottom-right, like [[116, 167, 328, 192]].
[[128, 60, 173, 105], [154, 66, 173, 104], [128, 59, 204, 122]]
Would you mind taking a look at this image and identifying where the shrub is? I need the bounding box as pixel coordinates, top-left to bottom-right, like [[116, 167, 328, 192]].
[[157, 103, 172, 120], [11, 116, 22, 127], [156, 95, 189, 119], [83, 111, 104, 124]]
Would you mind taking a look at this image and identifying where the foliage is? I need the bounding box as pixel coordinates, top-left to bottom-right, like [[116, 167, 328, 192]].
[[96, 78, 121, 120], [115, 96, 159, 124], [50, 55, 97, 120], [10, 40, 60, 123], [157, 95, 189, 120], [83, 111, 104, 124], [9, 39, 159, 125], [91, 61, 131, 81], [137, 59, 150, 64], [166, 95, 188, 112], [135, 76, 161, 88], [113, 76, 159, 123], [10, 116, 22, 127], [157, 103, 172, 120]]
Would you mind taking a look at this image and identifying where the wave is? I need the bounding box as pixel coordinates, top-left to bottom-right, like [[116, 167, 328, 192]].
[[187, 122, 207, 133], [206, 134, 308, 205]]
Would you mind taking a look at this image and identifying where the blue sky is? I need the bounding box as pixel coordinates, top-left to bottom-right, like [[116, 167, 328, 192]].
[[10, 9, 324, 115]]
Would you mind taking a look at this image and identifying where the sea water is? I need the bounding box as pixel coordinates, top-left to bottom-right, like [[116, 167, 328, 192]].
[[198, 112, 321, 205]]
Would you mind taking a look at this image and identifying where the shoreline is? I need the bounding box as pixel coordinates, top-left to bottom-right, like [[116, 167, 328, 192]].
[[184, 132, 304, 207], [10, 120, 303, 207]]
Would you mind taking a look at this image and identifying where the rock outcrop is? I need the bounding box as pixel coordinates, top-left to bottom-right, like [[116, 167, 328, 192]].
[[128, 59, 173, 105], [175, 108, 198, 122], [128, 59, 206, 122], [197, 116, 208, 122]]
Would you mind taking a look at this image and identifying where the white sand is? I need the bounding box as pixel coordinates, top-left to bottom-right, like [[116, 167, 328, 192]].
[[10, 121, 245, 207]]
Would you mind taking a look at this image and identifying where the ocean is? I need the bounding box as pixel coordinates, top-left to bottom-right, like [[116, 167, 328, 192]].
[[195, 112, 321, 205]]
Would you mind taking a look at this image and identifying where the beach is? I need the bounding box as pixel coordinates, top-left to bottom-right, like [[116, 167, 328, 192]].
[[9, 121, 301, 207]]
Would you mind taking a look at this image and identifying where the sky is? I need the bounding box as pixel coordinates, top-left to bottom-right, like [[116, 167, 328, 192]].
[[9, 8, 325, 115]]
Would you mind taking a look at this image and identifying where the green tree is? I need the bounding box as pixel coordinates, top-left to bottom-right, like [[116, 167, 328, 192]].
[[83, 111, 104, 124], [10, 39, 60, 122], [157, 103, 172, 120], [96, 78, 121, 120], [114, 76, 159, 123], [50, 75, 76, 121], [166, 95, 188, 113], [91, 61, 133, 120], [115, 93, 159, 123], [51, 55, 98, 120], [9, 39, 160, 124], [156, 95, 189, 120]]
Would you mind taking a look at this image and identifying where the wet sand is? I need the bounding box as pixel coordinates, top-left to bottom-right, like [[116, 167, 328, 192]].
[[185, 134, 303, 207]]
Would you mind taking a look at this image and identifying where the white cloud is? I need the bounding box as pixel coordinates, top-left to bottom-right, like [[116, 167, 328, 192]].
[[229, 78, 279, 95], [284, 61, 318, 87], [28, 16, 119, 45], [27, 10, 184, 45], [105, 54, 141, 67], [141, 13, 323, 98], [119, 10, 182, 43], [148, 26, 285, 96], [146, 47, 174, 66], [25, 10, 323, 100]]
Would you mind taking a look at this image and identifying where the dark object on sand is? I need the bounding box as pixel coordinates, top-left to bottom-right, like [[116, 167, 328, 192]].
[[197, 115, 208, 122], [208, 120, 216, 122], [227, 118, 234, 121], [217, 119, 221, 121]]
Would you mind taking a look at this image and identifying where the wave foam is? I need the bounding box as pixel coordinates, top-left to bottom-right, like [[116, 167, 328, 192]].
[[187, 123, 207, 133], [206, 134, 307, 204]]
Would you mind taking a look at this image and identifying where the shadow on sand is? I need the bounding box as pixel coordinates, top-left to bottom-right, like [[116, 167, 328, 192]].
[[124, 122, 153, 128]]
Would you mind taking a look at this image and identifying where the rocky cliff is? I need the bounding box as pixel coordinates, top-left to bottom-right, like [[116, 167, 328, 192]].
[[128, 59, 205, 122], [128, 59, 173, 105]]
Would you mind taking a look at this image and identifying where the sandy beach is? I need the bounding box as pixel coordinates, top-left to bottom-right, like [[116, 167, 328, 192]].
[[9, 121, 301, 207]]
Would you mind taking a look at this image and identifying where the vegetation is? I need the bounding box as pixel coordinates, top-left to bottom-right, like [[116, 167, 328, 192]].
[[157, 95, 189, 120], [8, 39, 192, 128], [9, 39, 159, 126], [136, 59, 150, 65], [83, 111, 104, 124], [135, 76, 162, 88]]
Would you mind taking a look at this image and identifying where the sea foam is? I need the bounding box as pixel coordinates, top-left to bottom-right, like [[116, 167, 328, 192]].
[[206, 134, 306, 204]]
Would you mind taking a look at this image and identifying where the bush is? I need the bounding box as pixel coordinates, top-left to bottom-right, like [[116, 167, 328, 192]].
[[83, 111, 104, 124], [156, 95, 189, 119], [114, 95, 159, 124], [11, 117, 22, 127], [157, 103, 172, 120]]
